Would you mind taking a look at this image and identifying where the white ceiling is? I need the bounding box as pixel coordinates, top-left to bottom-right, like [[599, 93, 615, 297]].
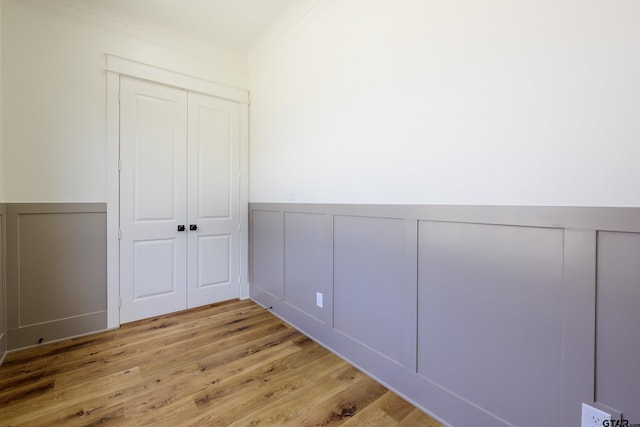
[[53, 0, 296, 50]]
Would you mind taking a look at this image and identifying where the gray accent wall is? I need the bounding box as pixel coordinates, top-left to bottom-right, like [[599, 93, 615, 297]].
[[250, 203, 640, 427], [6, 203, 107, 350]]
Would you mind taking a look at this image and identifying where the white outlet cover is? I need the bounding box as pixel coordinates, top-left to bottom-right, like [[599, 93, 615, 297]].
[[582, 403, 611, 427], [316, 292, 323, 308]]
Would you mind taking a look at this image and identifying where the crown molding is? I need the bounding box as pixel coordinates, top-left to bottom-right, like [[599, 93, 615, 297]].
[[8, 0, 247, 66], [248, 0, 323, 67]]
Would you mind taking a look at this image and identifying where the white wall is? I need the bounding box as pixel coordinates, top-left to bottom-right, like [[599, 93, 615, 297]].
[[249, 0, 640, 206], [0, 0, 5, 362], [2, 0, 248, 202]]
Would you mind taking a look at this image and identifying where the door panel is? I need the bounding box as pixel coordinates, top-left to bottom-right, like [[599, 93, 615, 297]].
[[187, 93, 240, 307], [133, 95, 182, 221], [196, 105, 232, 219], [120, 77, 188, 323], [133, 239, 177, 298], [198, 235, 231, 286]]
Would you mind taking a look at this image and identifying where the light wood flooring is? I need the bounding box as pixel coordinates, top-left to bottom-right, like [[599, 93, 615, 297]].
[[0, 299, 443, 426]]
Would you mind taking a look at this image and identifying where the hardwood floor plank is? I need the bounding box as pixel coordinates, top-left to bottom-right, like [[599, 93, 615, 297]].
[[18, 399, 127, 427], [130, 343, 302, 426], [128, 396, 199, 427], [191, 353, 346, 418], [227, 363, 366, 427], [2, 367, 141, 425], [189, 336, 327, 413], [0, 378, 55, 407], [124, 339, 301, 421], [135, 320, 293, 380], [340, 405, 398, 427], [0, 299, 443, 427], [134, 339, 302, 405], [286, 374, 389, 426], [397, 408, 446, 427], [372, 390, 417, 422]]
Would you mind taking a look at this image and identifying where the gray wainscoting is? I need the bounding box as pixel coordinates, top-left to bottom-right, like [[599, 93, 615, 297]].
[[6, 203, 107, 350], [0, 204, 6, 364], [249, 203, 640, 427], [596, 231, 640, 423]]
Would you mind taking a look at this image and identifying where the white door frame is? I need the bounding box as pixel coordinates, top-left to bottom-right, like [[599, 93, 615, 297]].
[[106, 55, 249, 328]]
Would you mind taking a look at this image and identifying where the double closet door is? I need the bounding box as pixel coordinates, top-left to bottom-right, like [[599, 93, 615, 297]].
[[119, 77, 241, 323]]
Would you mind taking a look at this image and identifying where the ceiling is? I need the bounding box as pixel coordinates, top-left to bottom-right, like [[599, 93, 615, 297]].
[[53, 0, 297, 50]]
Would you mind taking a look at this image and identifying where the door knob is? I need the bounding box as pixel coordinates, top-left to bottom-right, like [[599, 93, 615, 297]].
[[190, 224, 198, 231], [177, 225, 186, 232]]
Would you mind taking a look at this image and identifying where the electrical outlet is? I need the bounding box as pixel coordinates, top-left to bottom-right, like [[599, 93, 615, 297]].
[[582, 403, 611, 427], [316, 292, 323, 308]]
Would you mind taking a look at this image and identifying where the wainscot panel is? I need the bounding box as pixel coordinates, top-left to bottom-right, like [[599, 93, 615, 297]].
[[6, 203, 107, 350], [249, 203, 640, 427], [250, 209, 284, 302], [418, 221, 563, 426], [596, 231, 640, 422], [283, 212, 333, 325], [334, 215, 416, 369], [0, 204, 6, 364]]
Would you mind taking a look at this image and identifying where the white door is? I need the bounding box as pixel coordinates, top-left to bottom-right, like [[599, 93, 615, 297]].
[[119, 77, 188, 323], [187, 93, 241, 307], [119, 78, 241, 323]]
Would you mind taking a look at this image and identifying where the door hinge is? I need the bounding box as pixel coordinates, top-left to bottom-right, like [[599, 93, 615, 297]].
[[118, 229, 122, 240], [118, 160, 122, 171], [119, 297, 122, 308]]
